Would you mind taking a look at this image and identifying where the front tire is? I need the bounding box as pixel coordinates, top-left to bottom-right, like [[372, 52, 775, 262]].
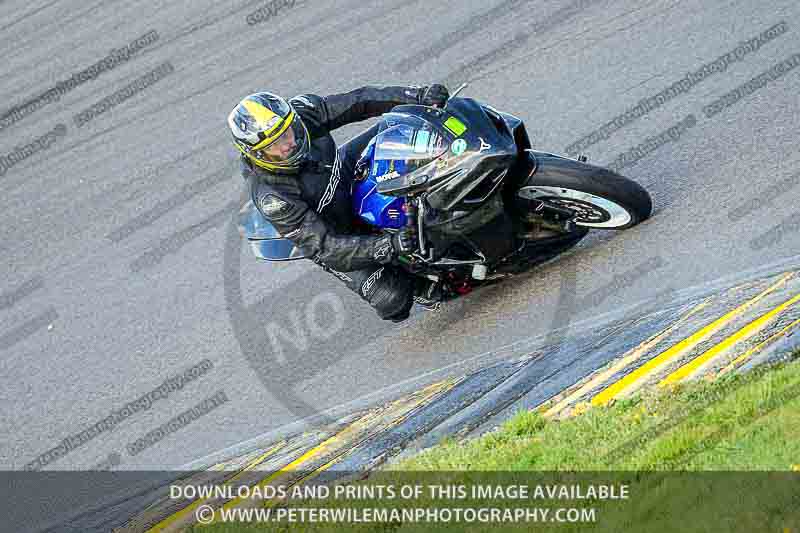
[[516, 151, 652, 229]]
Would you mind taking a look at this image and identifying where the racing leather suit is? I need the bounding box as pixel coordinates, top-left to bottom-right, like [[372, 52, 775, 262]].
[[241, 85, 431, 321]]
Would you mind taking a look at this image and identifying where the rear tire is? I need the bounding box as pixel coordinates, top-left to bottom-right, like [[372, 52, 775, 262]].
[[516, 151, 652, 229]]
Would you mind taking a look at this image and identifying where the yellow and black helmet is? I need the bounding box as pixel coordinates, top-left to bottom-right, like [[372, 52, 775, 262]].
[[227, 92, 310, 173]]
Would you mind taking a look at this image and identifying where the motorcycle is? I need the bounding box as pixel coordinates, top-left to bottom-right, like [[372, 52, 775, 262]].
[[239, 86, 652, 298]]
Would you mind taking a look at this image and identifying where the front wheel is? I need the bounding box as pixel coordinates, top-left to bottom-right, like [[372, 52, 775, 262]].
[[516, 151, 653, 229]]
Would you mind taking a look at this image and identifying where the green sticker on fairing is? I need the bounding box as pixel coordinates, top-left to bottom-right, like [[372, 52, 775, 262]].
[[451, 138, 467, 155], [443, 116, 467, 136]]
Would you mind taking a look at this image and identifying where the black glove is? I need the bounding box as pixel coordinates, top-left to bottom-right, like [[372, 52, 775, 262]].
[[372, 228, 416, 264], [392, 226, 417, 255], [417, 84, 450, 107], [354, 156, 370, 181]]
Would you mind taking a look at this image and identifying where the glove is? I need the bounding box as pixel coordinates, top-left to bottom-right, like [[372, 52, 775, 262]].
[[392, 226, 417, 255], [372, 228, 416, 264], [417, 84, 450, 107], [354, 156, 370, 181], [354, 142, 375, 181]]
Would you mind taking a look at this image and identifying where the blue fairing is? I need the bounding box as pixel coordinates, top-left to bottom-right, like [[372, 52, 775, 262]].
[[351, 144, 407, 229], [352, 115, 449, 229]]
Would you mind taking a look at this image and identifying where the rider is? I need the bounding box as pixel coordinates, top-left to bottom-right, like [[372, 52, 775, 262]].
[[228, 84, 450, 322]]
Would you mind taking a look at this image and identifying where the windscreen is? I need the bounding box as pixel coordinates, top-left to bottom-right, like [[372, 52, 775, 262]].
[[369, 114, 449, 182]]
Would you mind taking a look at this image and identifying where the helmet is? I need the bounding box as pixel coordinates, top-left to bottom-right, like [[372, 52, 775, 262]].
[[228, 92, 310, 173]]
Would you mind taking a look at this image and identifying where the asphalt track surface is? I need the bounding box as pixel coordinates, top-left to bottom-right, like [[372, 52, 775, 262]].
[[2, 0, 800, 477]]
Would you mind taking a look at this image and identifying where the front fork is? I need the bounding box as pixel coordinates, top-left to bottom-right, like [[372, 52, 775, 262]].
[[403, 195, 419, 246], [401, 195, 435, 264]]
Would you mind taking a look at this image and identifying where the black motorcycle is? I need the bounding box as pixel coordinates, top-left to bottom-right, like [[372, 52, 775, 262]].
[[239, 86, 652, 297]]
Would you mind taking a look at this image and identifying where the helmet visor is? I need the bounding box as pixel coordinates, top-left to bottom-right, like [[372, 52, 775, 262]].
[[252, 117, 306, 162], [248, 114, 310, 171]]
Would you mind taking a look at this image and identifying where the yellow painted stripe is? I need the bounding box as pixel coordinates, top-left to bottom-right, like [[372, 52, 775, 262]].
[[543, 300, 710, 418], [217, 412, 391, 513], [256, 444, 348, 513], [719, 316, 800, 376], [219, 435, 336, 511], [219, 379, 455, 514], [660, 292, 800, 385], [249, 382, 459, 513], [214, 443, 348, 522], [591, 272, 794, 406], [146, 441, 287, 532]]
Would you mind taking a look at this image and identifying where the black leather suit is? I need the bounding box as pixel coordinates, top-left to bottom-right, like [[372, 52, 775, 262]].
[[242, 85, 429, 321]]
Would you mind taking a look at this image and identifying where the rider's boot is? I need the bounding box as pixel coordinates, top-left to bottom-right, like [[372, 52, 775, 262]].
[[413, 277, 445, 312]]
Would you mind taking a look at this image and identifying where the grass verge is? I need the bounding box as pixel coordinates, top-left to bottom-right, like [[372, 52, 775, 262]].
[[401, 359, 800, 471]]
